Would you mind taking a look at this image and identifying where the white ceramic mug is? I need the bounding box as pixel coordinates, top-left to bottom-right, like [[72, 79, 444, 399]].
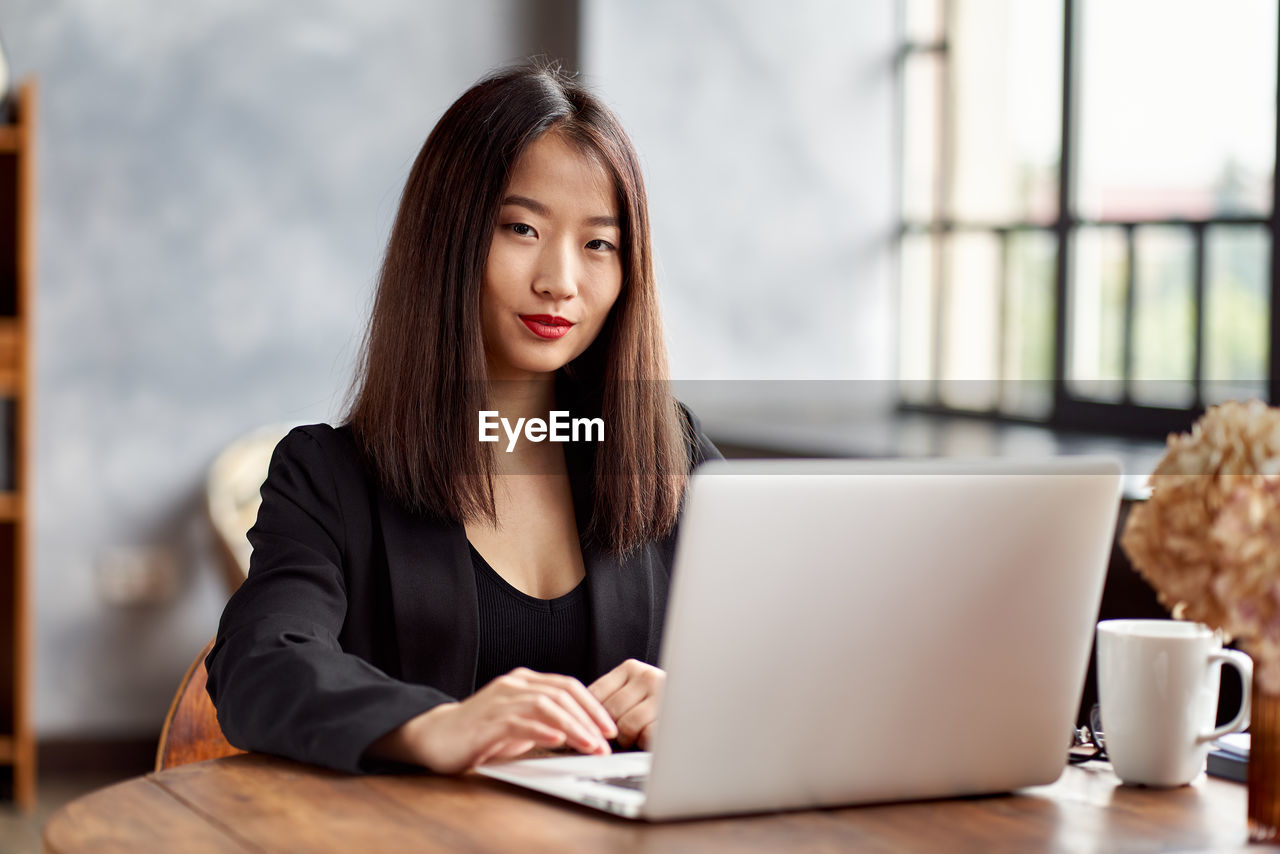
[[1096, 619, 1252, 787]]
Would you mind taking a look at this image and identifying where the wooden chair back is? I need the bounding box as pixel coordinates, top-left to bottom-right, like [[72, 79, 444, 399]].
[[155, 638, 245, 771]]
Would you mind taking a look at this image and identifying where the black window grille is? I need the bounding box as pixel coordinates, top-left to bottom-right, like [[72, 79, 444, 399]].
[[895, 0, 1280, 439]]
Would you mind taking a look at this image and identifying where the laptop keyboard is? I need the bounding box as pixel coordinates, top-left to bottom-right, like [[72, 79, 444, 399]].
[[589, 773, 647, 791]]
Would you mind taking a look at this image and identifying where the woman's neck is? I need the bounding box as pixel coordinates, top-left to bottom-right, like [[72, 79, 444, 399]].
[[486, 372, 556, 422], [484, 371, 563, 472]]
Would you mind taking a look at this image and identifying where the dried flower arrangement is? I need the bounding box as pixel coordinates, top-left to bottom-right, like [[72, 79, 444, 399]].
[[1120, 399, 1280, 694]]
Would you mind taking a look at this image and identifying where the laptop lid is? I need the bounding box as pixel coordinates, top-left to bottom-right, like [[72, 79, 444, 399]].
[[641, 456, 1121, 820]]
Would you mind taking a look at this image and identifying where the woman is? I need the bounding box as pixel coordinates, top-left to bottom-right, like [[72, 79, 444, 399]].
[[205, 63, 721, 775]]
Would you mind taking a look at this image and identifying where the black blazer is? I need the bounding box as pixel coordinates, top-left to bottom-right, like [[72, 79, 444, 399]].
[[205, 409, 721, 773]]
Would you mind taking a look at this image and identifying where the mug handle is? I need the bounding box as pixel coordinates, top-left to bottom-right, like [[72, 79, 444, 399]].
[[1199, 649, 1253, 743]]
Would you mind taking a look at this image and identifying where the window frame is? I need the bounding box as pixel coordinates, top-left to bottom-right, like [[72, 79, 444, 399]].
[[895, 0, 1280, 439]]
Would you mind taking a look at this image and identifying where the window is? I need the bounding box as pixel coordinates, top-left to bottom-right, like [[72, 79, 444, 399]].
[[896, 0, 1279, 437]]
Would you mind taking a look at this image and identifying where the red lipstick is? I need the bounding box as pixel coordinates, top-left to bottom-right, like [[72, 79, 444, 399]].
[[520, 314, 574, 340]]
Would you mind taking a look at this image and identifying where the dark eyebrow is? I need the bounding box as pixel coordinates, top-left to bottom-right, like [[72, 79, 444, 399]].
[[501, 195, 620, 230], [501, 195, 551, 218]]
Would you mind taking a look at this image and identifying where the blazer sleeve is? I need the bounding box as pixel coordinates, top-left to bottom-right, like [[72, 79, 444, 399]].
[[205, 427, 452, 773]]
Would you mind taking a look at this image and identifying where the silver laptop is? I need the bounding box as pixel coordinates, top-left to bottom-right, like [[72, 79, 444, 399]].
[[477, 456, 1123, 820]]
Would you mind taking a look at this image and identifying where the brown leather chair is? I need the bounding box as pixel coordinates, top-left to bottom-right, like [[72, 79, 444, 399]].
[[155, 639, 245, 771]]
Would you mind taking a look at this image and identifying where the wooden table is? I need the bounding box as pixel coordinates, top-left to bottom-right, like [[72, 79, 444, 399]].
[[42, 753, 1279, 853]]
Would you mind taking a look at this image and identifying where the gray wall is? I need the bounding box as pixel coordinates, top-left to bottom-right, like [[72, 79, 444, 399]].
[[3, 0, 574, 737], [583, 0, 896, 387], [0, 0, 896, 738]]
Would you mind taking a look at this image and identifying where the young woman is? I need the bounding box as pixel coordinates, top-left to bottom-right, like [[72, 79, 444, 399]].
[[205, 64, 720, 774]]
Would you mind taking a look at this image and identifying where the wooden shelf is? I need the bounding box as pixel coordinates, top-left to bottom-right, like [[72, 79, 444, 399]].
[[0, 320, 21, 395], [0, 78, 33, 809], [0, 493, 21, 522], [0, 318, 20, 356], [0, 127, 21, 154]]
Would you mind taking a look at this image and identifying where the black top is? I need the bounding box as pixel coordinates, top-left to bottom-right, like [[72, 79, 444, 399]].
[[470, 543, 594, 689], [205, 405, 722, 774]]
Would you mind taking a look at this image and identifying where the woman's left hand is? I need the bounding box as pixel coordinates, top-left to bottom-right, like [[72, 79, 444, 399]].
[[588, 659, 665, 749]]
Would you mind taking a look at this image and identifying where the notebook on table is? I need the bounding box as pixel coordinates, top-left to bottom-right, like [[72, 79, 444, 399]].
[[478, 456, 1124, 820], [1208, 733, 1249, 782]]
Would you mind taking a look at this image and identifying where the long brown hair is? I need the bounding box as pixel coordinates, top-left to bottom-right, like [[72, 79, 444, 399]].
[[344, 63, 689, 554]]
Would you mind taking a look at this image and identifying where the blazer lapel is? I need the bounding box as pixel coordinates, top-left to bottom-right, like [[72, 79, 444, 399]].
[[375, 437, 662, 696], [585, 540, 658, 676], [377, 490, 478, 700]]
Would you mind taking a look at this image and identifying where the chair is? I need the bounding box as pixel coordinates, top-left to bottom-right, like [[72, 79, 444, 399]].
[[155, 638, 245, 771], [157, 425, 294, 770], [206, 423, 294, 593]]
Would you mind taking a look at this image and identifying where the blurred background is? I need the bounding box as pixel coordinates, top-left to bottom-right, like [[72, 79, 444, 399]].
[[0, 0, 1271, 809]]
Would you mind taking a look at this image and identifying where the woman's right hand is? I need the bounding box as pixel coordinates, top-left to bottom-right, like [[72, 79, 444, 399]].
[[373, 667, 618, 774]]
